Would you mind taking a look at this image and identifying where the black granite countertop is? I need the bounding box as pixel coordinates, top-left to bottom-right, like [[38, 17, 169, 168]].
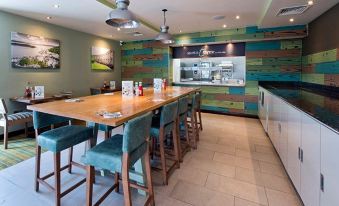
[[259, 81, 339, 134]]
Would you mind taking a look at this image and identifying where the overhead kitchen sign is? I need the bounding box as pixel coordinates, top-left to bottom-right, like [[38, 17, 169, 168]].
[[172, 42, 245, 59]]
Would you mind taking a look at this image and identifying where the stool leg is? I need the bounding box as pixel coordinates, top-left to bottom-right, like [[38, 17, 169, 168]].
[[114, 172, 119, 193], [159, 128, 168, 185], [184, 117, 190, 149], [144, 145, 155, 206], [104, 131, 110, 140], [25, 122, 28, 137], [54, 152, 61, 206], [86, 165, 94, 206], [35, 145, 41, 191], [122, 154, 132, 206], [194, 110, 200, 142], [176, 118, 183, 162], [191, 114, 197, 149], [198, 109, 203, 131], [68, 147, 73, 174], [4, 125, 8, 149], [172, 121, 180, 169]]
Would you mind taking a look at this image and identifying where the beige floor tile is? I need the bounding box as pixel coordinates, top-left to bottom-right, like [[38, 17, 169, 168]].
[[265, 188, 302, 206], [186, 158, 236, 178], [155, 193, 193, 206], [177, 165, 209, 186], [235, 168, 295, 194], [236, 149, 281, 165], [255, 145, 275, 154], [213, 152, 261, 171], [205, 173, 268, 205], [259, 162, 287, 178], [199, 135, 219, 144], [190, 147, 215, 161], [170, 181, 234, 206], [235, 197, 265, 206], [198, 141, 236, 155]]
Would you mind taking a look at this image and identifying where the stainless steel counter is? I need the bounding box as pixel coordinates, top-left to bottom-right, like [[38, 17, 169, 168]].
[[173, 81, 245, 87]]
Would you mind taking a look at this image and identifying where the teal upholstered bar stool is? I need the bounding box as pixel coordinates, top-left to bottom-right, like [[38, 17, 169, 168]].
[[33, 111, 94, 206], [177, 96, 190, 162], [82, 112, 154, 206], [187, 93, 200, 149], [150, 101, 180, 185]]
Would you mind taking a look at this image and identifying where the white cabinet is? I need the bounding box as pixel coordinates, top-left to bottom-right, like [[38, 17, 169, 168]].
[[270, 95, 280, 150], [320, 126, 339, 206], [258, 87, 269, 132], [287, 105, 302, 193], [278, 100, 288, 168], [300, 114, 321, 206]]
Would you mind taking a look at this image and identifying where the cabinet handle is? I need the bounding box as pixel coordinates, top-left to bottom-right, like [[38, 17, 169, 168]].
[[298, 147, 301, 160], [300, 149, 304, 163], [320, 174, 324, 192]]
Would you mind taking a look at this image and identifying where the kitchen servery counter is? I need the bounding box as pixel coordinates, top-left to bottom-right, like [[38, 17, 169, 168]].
[[259, 81, 339, 133], [173, 81, 245, 87]]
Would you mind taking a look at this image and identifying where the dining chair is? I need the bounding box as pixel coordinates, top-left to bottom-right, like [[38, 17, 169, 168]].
[[89, 88, 101, 95], [177, 96, 190, 162], [150, 101, 180, 185], [0, 98, 33, 149], [196, 90, 203, 131], [187, 93, 200, 149], [82, 112, 154, 206], [33, 111, 94, 206]]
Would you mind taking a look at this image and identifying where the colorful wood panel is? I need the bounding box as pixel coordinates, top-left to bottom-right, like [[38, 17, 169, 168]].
[[122, 26, 305, 116], [302, 48, 339, 87]]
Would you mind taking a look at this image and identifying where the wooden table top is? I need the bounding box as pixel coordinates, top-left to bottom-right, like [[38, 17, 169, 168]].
[[27, 86, 199, 126], [10, 94, 71, 105]]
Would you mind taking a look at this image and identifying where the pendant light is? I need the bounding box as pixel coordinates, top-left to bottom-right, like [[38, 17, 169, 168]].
[[105, 0, 140, 29], [155, 9, 175, 44]]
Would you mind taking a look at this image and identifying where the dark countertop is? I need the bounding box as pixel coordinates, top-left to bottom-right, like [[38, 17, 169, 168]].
[[259, 81, 339, 134]]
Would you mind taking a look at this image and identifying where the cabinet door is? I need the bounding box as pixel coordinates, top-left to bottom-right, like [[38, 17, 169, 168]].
[[271, 95, 280, 149], [267, 93, 274, 139], [278, 100, 288, 168], [320, 126, 339, 206], [287, 105, 302, 193], [301, 114, 321, 206]]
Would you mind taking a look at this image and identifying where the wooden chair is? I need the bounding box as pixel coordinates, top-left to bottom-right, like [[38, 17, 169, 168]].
[[150, 101, 180, 185], [187, 93, 200, 149], [0, 98, 33, 149], [196, 90, 203, 131], [82, 112, 154, 206], [33, 111, 94, 206], [177, 96, 190, 162]]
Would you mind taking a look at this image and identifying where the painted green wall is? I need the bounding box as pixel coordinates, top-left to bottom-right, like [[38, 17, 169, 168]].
[[0, 11, 121, 134], [121, 26, 305, 116]]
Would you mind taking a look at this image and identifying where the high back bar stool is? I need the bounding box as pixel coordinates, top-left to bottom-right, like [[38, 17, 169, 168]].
[[177, 96, 190, 162], [150, 101, 180, 185], [82, 112, 154, 206], [187, 93, 200, 149], [33, 111, 94, 206], [0, 98, 33, 149], [196, 90, 203, 131]]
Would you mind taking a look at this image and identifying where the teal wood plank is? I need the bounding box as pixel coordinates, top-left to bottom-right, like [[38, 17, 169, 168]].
[[245, 102, 258, 110], [246, 41, 281, 51], [123, 48, 153, 56], [229, 87, 245, 95], [315, 61, 339, 74], [256, 25, 306, 32], [247, 73, 300, 81]]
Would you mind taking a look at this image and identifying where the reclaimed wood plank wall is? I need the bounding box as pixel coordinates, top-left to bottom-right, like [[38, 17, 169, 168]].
[[121, 25, 306, 116]]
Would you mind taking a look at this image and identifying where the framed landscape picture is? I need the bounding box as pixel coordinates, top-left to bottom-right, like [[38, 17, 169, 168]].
[[91, 46, 114, 71], [11, 32, 60, 69]]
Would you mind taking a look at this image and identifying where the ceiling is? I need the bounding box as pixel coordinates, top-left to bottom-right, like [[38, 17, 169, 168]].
[[0, 0, 338, 42]]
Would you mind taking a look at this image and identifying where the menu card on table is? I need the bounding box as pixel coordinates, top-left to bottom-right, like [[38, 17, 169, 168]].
[[154, 78, 162, 93], [122, 81, 134, 97], [34, 86, 45, 98]]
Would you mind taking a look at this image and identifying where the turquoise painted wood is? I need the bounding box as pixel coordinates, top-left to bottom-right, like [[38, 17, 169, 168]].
[[246, 41, 281, 51], [229, 87, 245, 95], [315, 61, 339, 74], [123, 48, 153, 56], [245, 102, 258, 110]]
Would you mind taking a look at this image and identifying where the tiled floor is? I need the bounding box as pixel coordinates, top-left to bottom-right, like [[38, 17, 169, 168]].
[[0, 113, 303, 206]]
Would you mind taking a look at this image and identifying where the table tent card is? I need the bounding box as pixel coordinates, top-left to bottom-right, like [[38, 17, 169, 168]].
[[154, 78, 163, 93], [34, 86, 45, 98], [110, 81, 116, 90], [122, 81, 134, 97]]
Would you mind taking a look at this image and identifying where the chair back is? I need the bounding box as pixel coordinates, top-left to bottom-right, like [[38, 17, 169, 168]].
[[90, 88, 102, 95], [191, 93, 200, 110], [160, 101, 178, 127], [0, 98, 8, 114], [122, 112, 153, 154], [33, 111, 71, 130], [178, 96, 189, 116]]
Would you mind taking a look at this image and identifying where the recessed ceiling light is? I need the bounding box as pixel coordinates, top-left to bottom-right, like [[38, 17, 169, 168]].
[[289, 18, 294, 22], [117, 27, 121, 31], [223, 24, 227, 28], [308, 0, 314, 5], [54, 4, 60, 8], [179, 30, 182, 33], [236, 15, 240, 19], [46, 16, 52, 20]]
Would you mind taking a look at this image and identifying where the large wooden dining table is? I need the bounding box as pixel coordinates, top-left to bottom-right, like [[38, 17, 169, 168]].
[[27, 86, 199, 194]]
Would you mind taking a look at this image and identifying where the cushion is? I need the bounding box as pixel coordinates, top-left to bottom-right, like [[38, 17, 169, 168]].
[[38, 125, 93, 152], [150, 122, 174, 139], [1, 112, 32, 122], [81, 134, 147, 172]]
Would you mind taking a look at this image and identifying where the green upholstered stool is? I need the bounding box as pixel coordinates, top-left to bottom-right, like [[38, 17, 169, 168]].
[[33, 111, 93, 206], [82, 112, 154, 206], [150, 101, 180, 185], [177, 96, 191, 161], [87, 121, 115, 140]]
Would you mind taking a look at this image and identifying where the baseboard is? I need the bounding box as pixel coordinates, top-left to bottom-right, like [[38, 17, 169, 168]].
[[201, 110, 258, 119]]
